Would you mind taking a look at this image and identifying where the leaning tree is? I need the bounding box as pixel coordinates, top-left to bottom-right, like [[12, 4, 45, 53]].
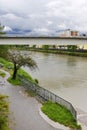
[[7, 49, 37, 79]]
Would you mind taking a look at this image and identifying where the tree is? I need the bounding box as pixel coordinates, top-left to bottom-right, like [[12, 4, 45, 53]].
[[0, 24, 5, 36], [42, 45, 49, 50], [7, 49, 37, 79], [32, 45, 36, 49], [0, 45, 9, 58], [67, 45, 78, 52]]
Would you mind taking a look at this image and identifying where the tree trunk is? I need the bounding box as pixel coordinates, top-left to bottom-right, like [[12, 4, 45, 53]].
[[12, 63, 17, 79]]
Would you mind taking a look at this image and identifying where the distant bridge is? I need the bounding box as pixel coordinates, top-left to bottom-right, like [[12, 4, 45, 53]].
[[0, 37, 87, 45]]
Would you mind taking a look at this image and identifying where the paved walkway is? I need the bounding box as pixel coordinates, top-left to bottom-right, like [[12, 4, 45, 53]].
[[76, 108, 87, 130], [0, 70, 87, 130], [0, 70, 64, 130]]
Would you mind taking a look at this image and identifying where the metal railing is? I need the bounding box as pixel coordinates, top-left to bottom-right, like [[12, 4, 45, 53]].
[[18, 75, 77, 121]]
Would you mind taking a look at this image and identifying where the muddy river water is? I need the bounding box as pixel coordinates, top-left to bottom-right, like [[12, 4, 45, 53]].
[[23, 51, 87, 112]]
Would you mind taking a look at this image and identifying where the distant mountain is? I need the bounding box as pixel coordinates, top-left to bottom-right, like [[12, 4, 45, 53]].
[[6, 27, 87, 37], [7, 28, 32, 36]]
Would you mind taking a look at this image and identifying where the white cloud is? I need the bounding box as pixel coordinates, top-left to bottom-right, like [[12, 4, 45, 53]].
[[0, 13, 25, 29], [57, 23, 67, 30], [46, 0, 87, 32], [2, 13, 21, 20], [33, 28, 50, 35], [47, 21, 53, 26], [0, 0, 87, 35]]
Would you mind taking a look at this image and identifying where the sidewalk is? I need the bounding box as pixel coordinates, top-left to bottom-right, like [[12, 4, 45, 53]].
[[0, 69, 87, 130], [76, 108, 87, 130], [0, 70, 60, 130]]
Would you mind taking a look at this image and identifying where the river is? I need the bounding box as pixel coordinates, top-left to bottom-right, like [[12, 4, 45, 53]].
[[23, 51, 87, 112]]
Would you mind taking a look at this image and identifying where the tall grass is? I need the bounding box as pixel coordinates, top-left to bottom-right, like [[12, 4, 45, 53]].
[[0, 95, 9, 130], [0, 71, 6, 77]]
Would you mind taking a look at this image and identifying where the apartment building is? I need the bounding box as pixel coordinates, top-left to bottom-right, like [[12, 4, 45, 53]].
[[60, 29, 79, 37]]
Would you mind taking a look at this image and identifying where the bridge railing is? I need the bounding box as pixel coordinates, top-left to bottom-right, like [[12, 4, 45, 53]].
[[18, 75, 77, 121]]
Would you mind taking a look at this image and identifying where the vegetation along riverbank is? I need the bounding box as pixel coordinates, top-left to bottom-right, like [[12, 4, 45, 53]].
[[0, 45, 38, 85], [27, 45, 87, 57], [0, 95, 9, 130], [42, 101, 81, 130], [0, 45, 81, 129], [0, 57, 37, 85]]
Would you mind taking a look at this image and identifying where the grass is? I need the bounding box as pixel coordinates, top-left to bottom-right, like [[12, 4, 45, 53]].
[[0, 71, 6, 77], [41, 101, 81, 130], [18, 69, 35, 83], [7, 76, 21, 86], [7, 69, 36, 86], [0, 94, 9, 130], [26, 89, 36, 97], [29, 48, 87, 57], [0, 58, 13, 70], [0, 57, 36, 85]]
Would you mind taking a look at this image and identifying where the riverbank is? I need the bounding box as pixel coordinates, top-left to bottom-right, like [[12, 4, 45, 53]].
[[0, 68, 87, 130], [41, 101, 81, 129], [0, 51, 87, 129], [0, 69, 65, 130], [0, 57, 36, 85], [0, 69, 85, 130], [28, 48, 87, 57], [0, 59, 81, 129]]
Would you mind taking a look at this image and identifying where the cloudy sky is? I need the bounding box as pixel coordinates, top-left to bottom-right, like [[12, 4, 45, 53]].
[[0, 0, 87, 36]]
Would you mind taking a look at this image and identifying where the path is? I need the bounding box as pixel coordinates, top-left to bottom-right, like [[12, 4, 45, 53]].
[[0, 70, 63, 130], [76, 108, 87, 130], [0, 70, 87, 130]]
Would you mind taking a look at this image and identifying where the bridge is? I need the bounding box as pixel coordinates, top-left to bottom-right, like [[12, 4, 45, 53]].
[[0, 37, 87, 45]]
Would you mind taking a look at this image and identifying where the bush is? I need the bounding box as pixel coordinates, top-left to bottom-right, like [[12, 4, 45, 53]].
[[35, 79, 39, 84], [0, 71, 6, 77]]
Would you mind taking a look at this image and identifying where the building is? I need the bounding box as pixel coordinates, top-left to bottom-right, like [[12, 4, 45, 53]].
[[71, 31, 78, 37], [60, 29, 79, 37]]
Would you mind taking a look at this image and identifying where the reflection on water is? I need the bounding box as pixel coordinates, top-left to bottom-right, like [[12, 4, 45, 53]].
[[23, 52, 87, 112], [66, 56, 77, 67]]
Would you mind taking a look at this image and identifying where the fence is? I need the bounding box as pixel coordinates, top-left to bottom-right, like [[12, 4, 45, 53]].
[[18, 75, 77, 121]]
